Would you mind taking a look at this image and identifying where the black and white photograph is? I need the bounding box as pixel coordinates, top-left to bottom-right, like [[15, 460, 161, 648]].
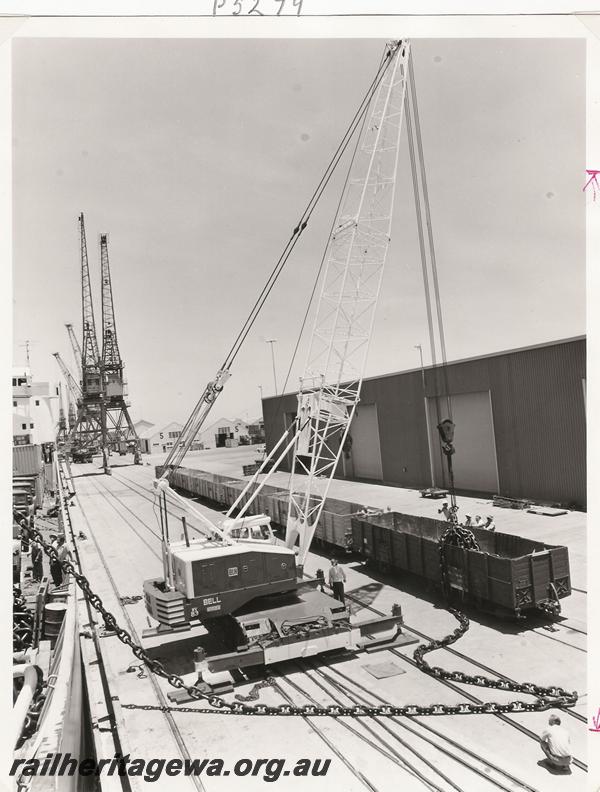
[[7, 13, 596, 792]]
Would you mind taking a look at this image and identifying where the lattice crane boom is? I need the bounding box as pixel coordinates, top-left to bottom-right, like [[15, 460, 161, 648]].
[[53, 352, 82, 403], [285, 41, 410, 566], [154, 40, 408, 565], [65, 323, 83, 383], [79, 213, 102, 399], [158, 368, 231, 480], [221, 41, 410, 570], [100, 233, 122, 373]]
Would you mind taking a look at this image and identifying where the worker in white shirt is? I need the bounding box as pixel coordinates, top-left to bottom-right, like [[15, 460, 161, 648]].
[[328, 559, 347, 605], [540, 714, 572, 772], [484, 516, 496, 531]]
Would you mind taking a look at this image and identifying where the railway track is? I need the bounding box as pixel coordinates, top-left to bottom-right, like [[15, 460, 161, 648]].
[[277, 673, 450, 792], [107, 466, 588, 698], [62, 465, 207, 792], [108, 467, 589, 643], [282, 659, 547, 792], [74, 470, 587, 789], [68, 470, 388, 792], [338, 588, 587, 727]]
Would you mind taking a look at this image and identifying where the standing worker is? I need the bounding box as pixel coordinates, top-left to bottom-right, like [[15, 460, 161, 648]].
[[438, 502, 451, 521], [540, 714, 572, 772], [50, 536, 69, 588], [31, 541, 44, 583], [328, 559, 347, 606]]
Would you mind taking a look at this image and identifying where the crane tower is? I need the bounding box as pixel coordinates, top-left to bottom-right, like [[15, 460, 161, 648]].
[[64, 213, 141, 468], [99, 232, 142, 466], [56, 382, 69, 446], [65, 214, 104, 453], [284, 41, 410, 565]]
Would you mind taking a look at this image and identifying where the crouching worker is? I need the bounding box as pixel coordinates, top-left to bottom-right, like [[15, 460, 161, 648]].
[[540, 714, 572, 772]]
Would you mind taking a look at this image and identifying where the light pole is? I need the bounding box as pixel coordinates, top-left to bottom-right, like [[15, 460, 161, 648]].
[[414, 344, 425, 389], [265, 339, 278, 396], [415, 343, 435, 488]]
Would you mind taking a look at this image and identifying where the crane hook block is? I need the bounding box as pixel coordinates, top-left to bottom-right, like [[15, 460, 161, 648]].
[[215, 369, 231, 386], [437, 419, 455, 456]]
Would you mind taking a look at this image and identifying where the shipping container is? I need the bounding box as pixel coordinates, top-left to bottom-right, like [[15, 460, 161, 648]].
[[13, 473, 44, 509], [13, 444, 43, 476]]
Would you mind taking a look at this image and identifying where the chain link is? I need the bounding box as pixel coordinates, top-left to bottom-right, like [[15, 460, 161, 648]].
[[14, 588, 35, 653], [22, 470, 578, 719], [234, 676, 276, 702]]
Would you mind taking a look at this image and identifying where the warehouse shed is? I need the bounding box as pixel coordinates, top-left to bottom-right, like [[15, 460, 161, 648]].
[[262, 337, 586, 509]]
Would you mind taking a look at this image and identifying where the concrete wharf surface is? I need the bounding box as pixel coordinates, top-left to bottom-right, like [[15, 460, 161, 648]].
[[69, 448, 587, 792]]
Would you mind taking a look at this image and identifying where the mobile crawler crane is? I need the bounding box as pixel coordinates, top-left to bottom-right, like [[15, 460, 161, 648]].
[[143, 41, 415, 678]]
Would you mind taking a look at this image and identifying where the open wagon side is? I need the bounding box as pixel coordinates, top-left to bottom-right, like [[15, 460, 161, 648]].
[[351, 512, 571, 619]]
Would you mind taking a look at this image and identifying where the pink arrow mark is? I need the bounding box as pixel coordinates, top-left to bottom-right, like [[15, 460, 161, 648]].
[[584, 169, 600, 201]]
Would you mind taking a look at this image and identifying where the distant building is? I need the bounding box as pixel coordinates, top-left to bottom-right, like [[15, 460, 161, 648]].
[[12, 367, 59, 445], [247, 417, 265, 444], [133, 419, 155, 437], [196, 417, 250, 450], [139, 421, 184, 454]]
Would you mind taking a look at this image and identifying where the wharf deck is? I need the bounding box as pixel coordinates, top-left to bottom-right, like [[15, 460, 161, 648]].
[[69, 455, 587, 792]]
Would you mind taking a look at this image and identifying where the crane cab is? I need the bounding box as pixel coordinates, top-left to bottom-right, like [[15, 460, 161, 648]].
[[220, 514, 276, 544], [144, 542, 298, 627]]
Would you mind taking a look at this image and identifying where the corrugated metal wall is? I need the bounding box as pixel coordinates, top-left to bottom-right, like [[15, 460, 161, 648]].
[[262, 338, 586, 508], [12, 444, 44, 475]]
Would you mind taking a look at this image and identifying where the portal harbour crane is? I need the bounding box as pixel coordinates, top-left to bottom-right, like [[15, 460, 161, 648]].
[[63, 214, 142, 467], [56, 382, 69, 446], [98, 232, 142, 466], [66, 213, 104, 455]]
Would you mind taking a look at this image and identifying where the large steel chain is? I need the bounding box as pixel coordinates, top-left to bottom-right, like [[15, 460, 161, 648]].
[[14, 587, 34, 652], [13, 587, 46, 747], [23, 487, 577, 718]]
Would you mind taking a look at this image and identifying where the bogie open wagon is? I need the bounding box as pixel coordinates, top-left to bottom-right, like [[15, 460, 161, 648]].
[[351, 511, 571, 618]]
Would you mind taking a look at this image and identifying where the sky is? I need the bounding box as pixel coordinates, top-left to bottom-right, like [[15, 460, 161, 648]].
[[12, 37, 585, 428]]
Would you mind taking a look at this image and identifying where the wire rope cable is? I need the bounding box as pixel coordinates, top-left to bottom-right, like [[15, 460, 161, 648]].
[[221, 42, 401, 372]]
